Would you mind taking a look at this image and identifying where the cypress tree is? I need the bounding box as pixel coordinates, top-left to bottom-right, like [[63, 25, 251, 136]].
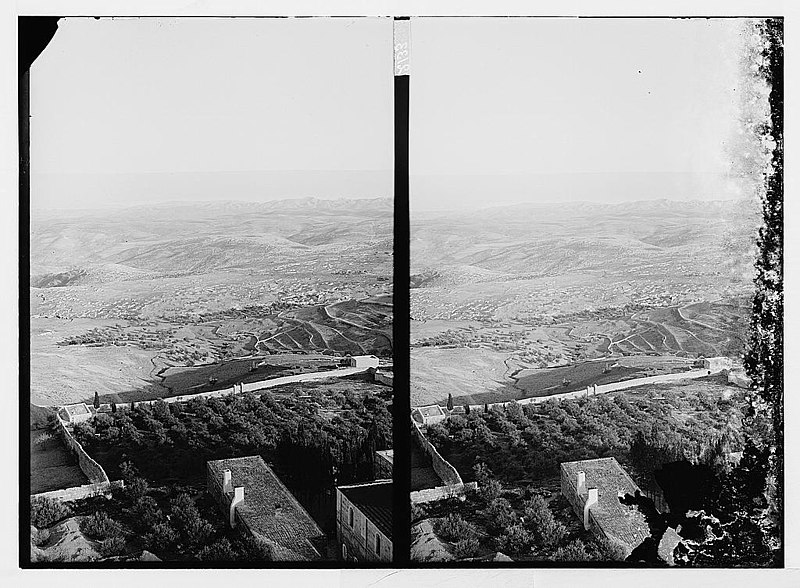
[[446, 393, 454, 412], [93, 391, 100, 409], [740, 17, 784, 564]]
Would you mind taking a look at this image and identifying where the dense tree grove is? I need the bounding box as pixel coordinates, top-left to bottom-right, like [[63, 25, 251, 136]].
[[426, 384, 744, 486], [72, 386, 392, 532]]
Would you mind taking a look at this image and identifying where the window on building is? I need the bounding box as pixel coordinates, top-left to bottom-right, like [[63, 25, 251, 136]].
[[375, 533, 381, 553], [341, 543, 347, 560], [349, 507, 354, 528]]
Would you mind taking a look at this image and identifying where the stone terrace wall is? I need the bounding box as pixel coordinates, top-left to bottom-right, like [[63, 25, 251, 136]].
[[482, 368, 717, 410], [411, 482, 478, 505], [125, 367, 368, 408], [32, 480, 124, 503], [56, 416, 108, 485], [411, 419, 462, 486]]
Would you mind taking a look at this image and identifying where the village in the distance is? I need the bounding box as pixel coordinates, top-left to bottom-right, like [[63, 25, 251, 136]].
[[29, 198, 394, 562]]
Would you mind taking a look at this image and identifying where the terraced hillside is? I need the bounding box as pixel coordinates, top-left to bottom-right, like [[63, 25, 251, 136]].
[[29, 198, 393, 406]]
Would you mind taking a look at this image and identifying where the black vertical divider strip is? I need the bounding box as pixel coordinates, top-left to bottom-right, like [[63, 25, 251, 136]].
[[392, 16, 411, 566], [18, 32, 31, 570], [18, 16, 59, 568]]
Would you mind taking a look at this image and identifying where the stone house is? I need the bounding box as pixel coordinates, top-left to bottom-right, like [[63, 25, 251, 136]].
[[411, 404, 446, 426], [336, 480, 392, 562], [207, 455, 326, 561], [560, 457, 650, 558], [348, 355, 381, 369], [58, 403, 93, 424]]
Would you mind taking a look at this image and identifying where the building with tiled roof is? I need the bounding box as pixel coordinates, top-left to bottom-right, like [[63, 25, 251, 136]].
[[375, 449, 393, 479], [560, 457, 650, 558], [58, 403, 92, 424], [411, 404, 446, 426], [207, 456, 326, 561], [336, 480, 392, 562]]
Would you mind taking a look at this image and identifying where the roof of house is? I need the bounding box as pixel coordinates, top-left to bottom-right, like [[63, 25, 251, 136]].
[[561, 457, 650, 551], [207, 456, 325, 561], [338, 480, 392, 540], [63, 403, 91, 417], [351, 355, 379, 360], [413, 405, 445, 418], [376, 449, 394, 464]]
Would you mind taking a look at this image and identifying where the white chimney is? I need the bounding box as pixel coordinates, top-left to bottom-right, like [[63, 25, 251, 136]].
[[583, 487, 598, 530], [230, 486, 245, 528], [586, 386, 591, 397], [576, 471, 586, 495], [222, 469, 232, 494]]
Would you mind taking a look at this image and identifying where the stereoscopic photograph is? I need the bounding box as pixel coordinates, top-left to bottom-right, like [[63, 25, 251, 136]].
[[18, 10, 784, 574], [23, 16, 394, 563], [408, 17, 783, 567]]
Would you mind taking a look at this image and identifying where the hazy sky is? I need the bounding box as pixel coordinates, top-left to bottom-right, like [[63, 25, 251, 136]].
[[31, 17, 393, 209], [409, 18, 752, 211]]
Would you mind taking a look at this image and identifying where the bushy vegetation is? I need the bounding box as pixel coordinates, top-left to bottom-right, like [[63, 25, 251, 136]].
[[428, 384, 744, 486], [80, 511, 124, 540], [73, 388, 391, 531], [419, 464, 616, 562], [433, 514, 477, 543], [30, 527, 50, 547], [97, 536, 126, 558], [30, 497, 71, 529]]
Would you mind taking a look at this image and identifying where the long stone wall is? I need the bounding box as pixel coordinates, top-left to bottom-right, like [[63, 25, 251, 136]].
[[56, 416, 109, 485], [126, 366, 369, 408], [479, 368, 719, 411], [411, 482, 478, 505], [32, 480, 124, 503], [411, 419, 462, 486]]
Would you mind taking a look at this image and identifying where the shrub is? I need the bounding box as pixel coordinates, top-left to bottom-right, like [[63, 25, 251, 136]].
[[479, 479, 503, 503], [30, 497, 70, 528], [126, 477, 150, 502], [143, 522, 179, 551], [31, 527, 50, 547], [453, 537, 480, 559], [554, 539, 591, 561], [198, 538, 237, 561], [523, 496, 567, 549], [97, 536, 126, 558], [433, 513, 477, 543], [481, 498, 516, 534], [34, 431, 53, 446], [496, 523, 533, 555], [80, 511, 123, 540], [589, 537, 627, 562], [410, 502, 425, 524], [130, 496, 164, 530]]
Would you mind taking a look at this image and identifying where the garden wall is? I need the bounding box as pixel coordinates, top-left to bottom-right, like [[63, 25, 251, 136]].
[[32, 480, 124, 503], [411, 419, 462, 486], [410, 482, 478, 505], [56, 416, 108, 485], [485, 368, 717, 410]]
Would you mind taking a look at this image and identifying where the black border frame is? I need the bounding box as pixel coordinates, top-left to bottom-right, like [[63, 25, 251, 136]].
[[19, 14, 784, 570]]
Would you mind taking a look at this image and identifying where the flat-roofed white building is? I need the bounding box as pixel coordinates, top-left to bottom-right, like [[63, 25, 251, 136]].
[[348, 355, 380, 369], [58, 403, 93, 424], [411, 404, 446, 426]]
